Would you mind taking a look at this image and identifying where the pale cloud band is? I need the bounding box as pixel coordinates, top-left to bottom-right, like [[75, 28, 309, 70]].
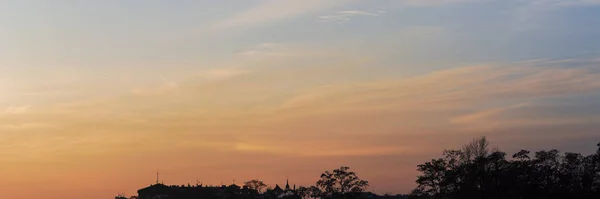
[[3, 57, 600, 158], [215, 0, 355, 28], [214, 0, 600, 29], [318, 10, 385, 22]]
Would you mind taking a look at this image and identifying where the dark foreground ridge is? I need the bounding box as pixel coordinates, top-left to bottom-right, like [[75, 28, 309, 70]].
[[116, 137, 600, 199]]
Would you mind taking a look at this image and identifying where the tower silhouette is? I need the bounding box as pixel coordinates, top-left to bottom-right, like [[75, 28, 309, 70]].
[[285, 178, 290, 190]]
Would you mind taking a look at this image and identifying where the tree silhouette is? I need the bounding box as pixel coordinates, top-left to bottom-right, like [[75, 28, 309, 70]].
[[308, 186, 323, 199], [244, 179, 268, 193], [412, 137, 600, 199], [316, 166, 369, 199], [460, 136, 490, 163], [296, 186, 310, 199], [114, 193, 129, 199]]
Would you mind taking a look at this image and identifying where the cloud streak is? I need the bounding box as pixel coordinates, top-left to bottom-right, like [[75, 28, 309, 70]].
[[6, 57, 600, 160], [215, 0, 355, 28], [396, 0, 482, 7], [317, 10, 385, 23], [272, 58, 600, 133], [531, 0, 600, 7], [3, 105, 31, 115]]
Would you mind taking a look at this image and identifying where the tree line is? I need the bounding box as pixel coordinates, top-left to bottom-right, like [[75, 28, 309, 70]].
[[227, 137, 600, 199], [411, 137, 600, 199]]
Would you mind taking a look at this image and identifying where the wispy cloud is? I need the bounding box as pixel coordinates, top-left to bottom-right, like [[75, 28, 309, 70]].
[[530, 0, 600, 7], [317, 10, 385, 23], [1, 122, 56, 130], [213, 0, 489, 28], [3, 105, 31, 114], [199, 68, 249, 81], [251, 58, 600, 157], [215, 0, 355, 28], [398, 0, 482, 7], [235, 42, 337, 60], [131, 77, 180, 96], [6, 57, 600, 159], [235, 141, 415, 157], [275, 58, 600, 126], [508, 0, 600, 32], [450, 103, 529, 124]]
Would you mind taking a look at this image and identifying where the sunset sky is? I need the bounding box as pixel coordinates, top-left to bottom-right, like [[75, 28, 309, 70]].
[[2, 0, 600, 198]]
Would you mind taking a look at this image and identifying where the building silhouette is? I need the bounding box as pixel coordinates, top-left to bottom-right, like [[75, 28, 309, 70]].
[[136, 179, 302, 199]]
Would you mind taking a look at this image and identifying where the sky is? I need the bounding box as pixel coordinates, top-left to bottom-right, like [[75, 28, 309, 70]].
[[1, 0, 600, 198]]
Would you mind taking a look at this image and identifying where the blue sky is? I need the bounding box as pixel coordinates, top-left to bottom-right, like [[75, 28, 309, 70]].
[[1, 1, 600, 199], [2, 0, 599, 73]]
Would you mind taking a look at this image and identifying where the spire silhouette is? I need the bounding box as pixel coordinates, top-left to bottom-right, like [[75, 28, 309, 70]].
[[285, 178, 290, 190]]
